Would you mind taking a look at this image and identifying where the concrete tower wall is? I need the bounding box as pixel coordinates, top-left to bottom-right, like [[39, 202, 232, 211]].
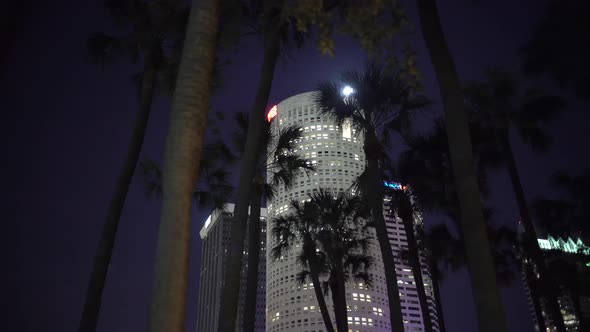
[[265, 91, 440, 332]]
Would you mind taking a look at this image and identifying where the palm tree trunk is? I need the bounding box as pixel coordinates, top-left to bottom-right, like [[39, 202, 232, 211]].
[[397, 192, 433, 332], [329, 264, 349, 332], [243, 183, 262, 332], [365, 152, 405, 331], [217, 28, 281, 332], [524, 262, 547, 332], [415, 1, 507, 331], [502, 137, 566, 332], [430, 265, 446, 332], [309, 263, 335, 332], [78, 60, 157, 332], [148, 1, 220, 331]]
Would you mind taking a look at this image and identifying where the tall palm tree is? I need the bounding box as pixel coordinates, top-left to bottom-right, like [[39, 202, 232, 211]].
[[464, 68, 567, 331], [219, 2, 404, 327], [389, 188, 434, 332], [415, 1, 508, 330], [422, 224, 460, 332], [139, 109, 312, 332], [309, 190, 373, 332], [398, 119, 517, 331], [79, 1, 188, 331], [149, 0, 222, 330], [216, 2, 300, 329], [400, 120, 521, 282], [271, 189, 373, 332], [138, 140, 235, 212], [423, 220, 519, 330], [235, 114, 314, 332], [362, 156, 436, 332], [315, 62, 430, 331], [271, 200, 336, 332]]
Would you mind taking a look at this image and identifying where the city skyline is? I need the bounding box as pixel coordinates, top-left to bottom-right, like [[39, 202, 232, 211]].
[[7, 1, 589, 331]]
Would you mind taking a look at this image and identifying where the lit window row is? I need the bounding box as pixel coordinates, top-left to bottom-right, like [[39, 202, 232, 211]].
[[352, 293, 371, 302], [347, 316, 374, 326]]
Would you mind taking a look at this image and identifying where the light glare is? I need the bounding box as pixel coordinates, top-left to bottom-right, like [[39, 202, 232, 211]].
[[342, 86, 354, 96]]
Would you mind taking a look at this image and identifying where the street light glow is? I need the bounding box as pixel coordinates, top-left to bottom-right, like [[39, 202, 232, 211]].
[[342, 86, 354, 96]]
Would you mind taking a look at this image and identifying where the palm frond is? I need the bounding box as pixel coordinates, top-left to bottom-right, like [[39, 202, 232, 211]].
[[296, 270, 311, 285]]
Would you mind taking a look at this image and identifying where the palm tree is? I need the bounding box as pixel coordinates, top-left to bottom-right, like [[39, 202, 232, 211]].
[[464, 68, 567, 331], [399, 120, 521, 282], [364, 157, 436, 332], [415, 1, 508, 330], [422, 224, 460, 332], [389, 188, 434, 332], [309, 190, 373, 332], [139, 110, 312, 332], [271, 189, 373, 332], [79, 1, 188, 331], [219, 2, 405, 327], [236, 114, 314, 332], [216, 2, 300, 328], [423, 220, 519, 331], [138, 141, 235, 212], [271, 200, 336, 332], [398, 119, 517, 331], [315, 62, 430, 331], [148, 0, 222, 330]]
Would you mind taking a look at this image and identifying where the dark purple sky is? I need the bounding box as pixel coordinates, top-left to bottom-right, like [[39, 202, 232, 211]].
[[4, 0, 589, 331]]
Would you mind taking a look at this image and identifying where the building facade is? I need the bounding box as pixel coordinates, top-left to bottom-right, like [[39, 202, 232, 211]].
[[265, 91, 440, 332], [522, 235, 590, 332], [383, 191, 441, 332], [196, 204, 267, 332]]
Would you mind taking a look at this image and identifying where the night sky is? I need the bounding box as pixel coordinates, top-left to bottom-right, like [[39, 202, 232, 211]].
[[4, 0, 589, 331]]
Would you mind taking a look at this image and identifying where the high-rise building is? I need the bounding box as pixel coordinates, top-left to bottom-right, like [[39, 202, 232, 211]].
[[265, 91, 440, 332], [521, 235, 590, 332], [196, 204, 267, 332], [383, 190, 441, 332]]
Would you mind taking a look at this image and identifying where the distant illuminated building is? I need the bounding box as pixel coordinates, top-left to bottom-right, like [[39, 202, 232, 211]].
[[521, 235, 590, 332], [195, 204, 267, 332], [537, 236, 590, 256], [265, 91, 440, 332]]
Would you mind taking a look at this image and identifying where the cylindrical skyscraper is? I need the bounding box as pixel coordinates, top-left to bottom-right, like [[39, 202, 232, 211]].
[[265, 91, 440, 332]]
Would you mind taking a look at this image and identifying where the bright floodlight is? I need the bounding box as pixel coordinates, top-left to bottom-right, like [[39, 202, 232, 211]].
[[342, 86, 354, 96]]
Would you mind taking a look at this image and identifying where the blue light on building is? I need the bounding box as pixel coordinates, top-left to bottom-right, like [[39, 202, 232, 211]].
[[383, 181, 403, 190]]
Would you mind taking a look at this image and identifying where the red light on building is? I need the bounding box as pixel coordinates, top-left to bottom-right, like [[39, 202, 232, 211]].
[[267, 105, 277, 122]]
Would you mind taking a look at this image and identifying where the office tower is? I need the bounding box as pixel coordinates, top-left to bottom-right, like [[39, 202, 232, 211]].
[[522, 235, 590, 331], [383, 189, 441, 332], [265, 91, 440, 332], [196, 204, 267, 332]]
